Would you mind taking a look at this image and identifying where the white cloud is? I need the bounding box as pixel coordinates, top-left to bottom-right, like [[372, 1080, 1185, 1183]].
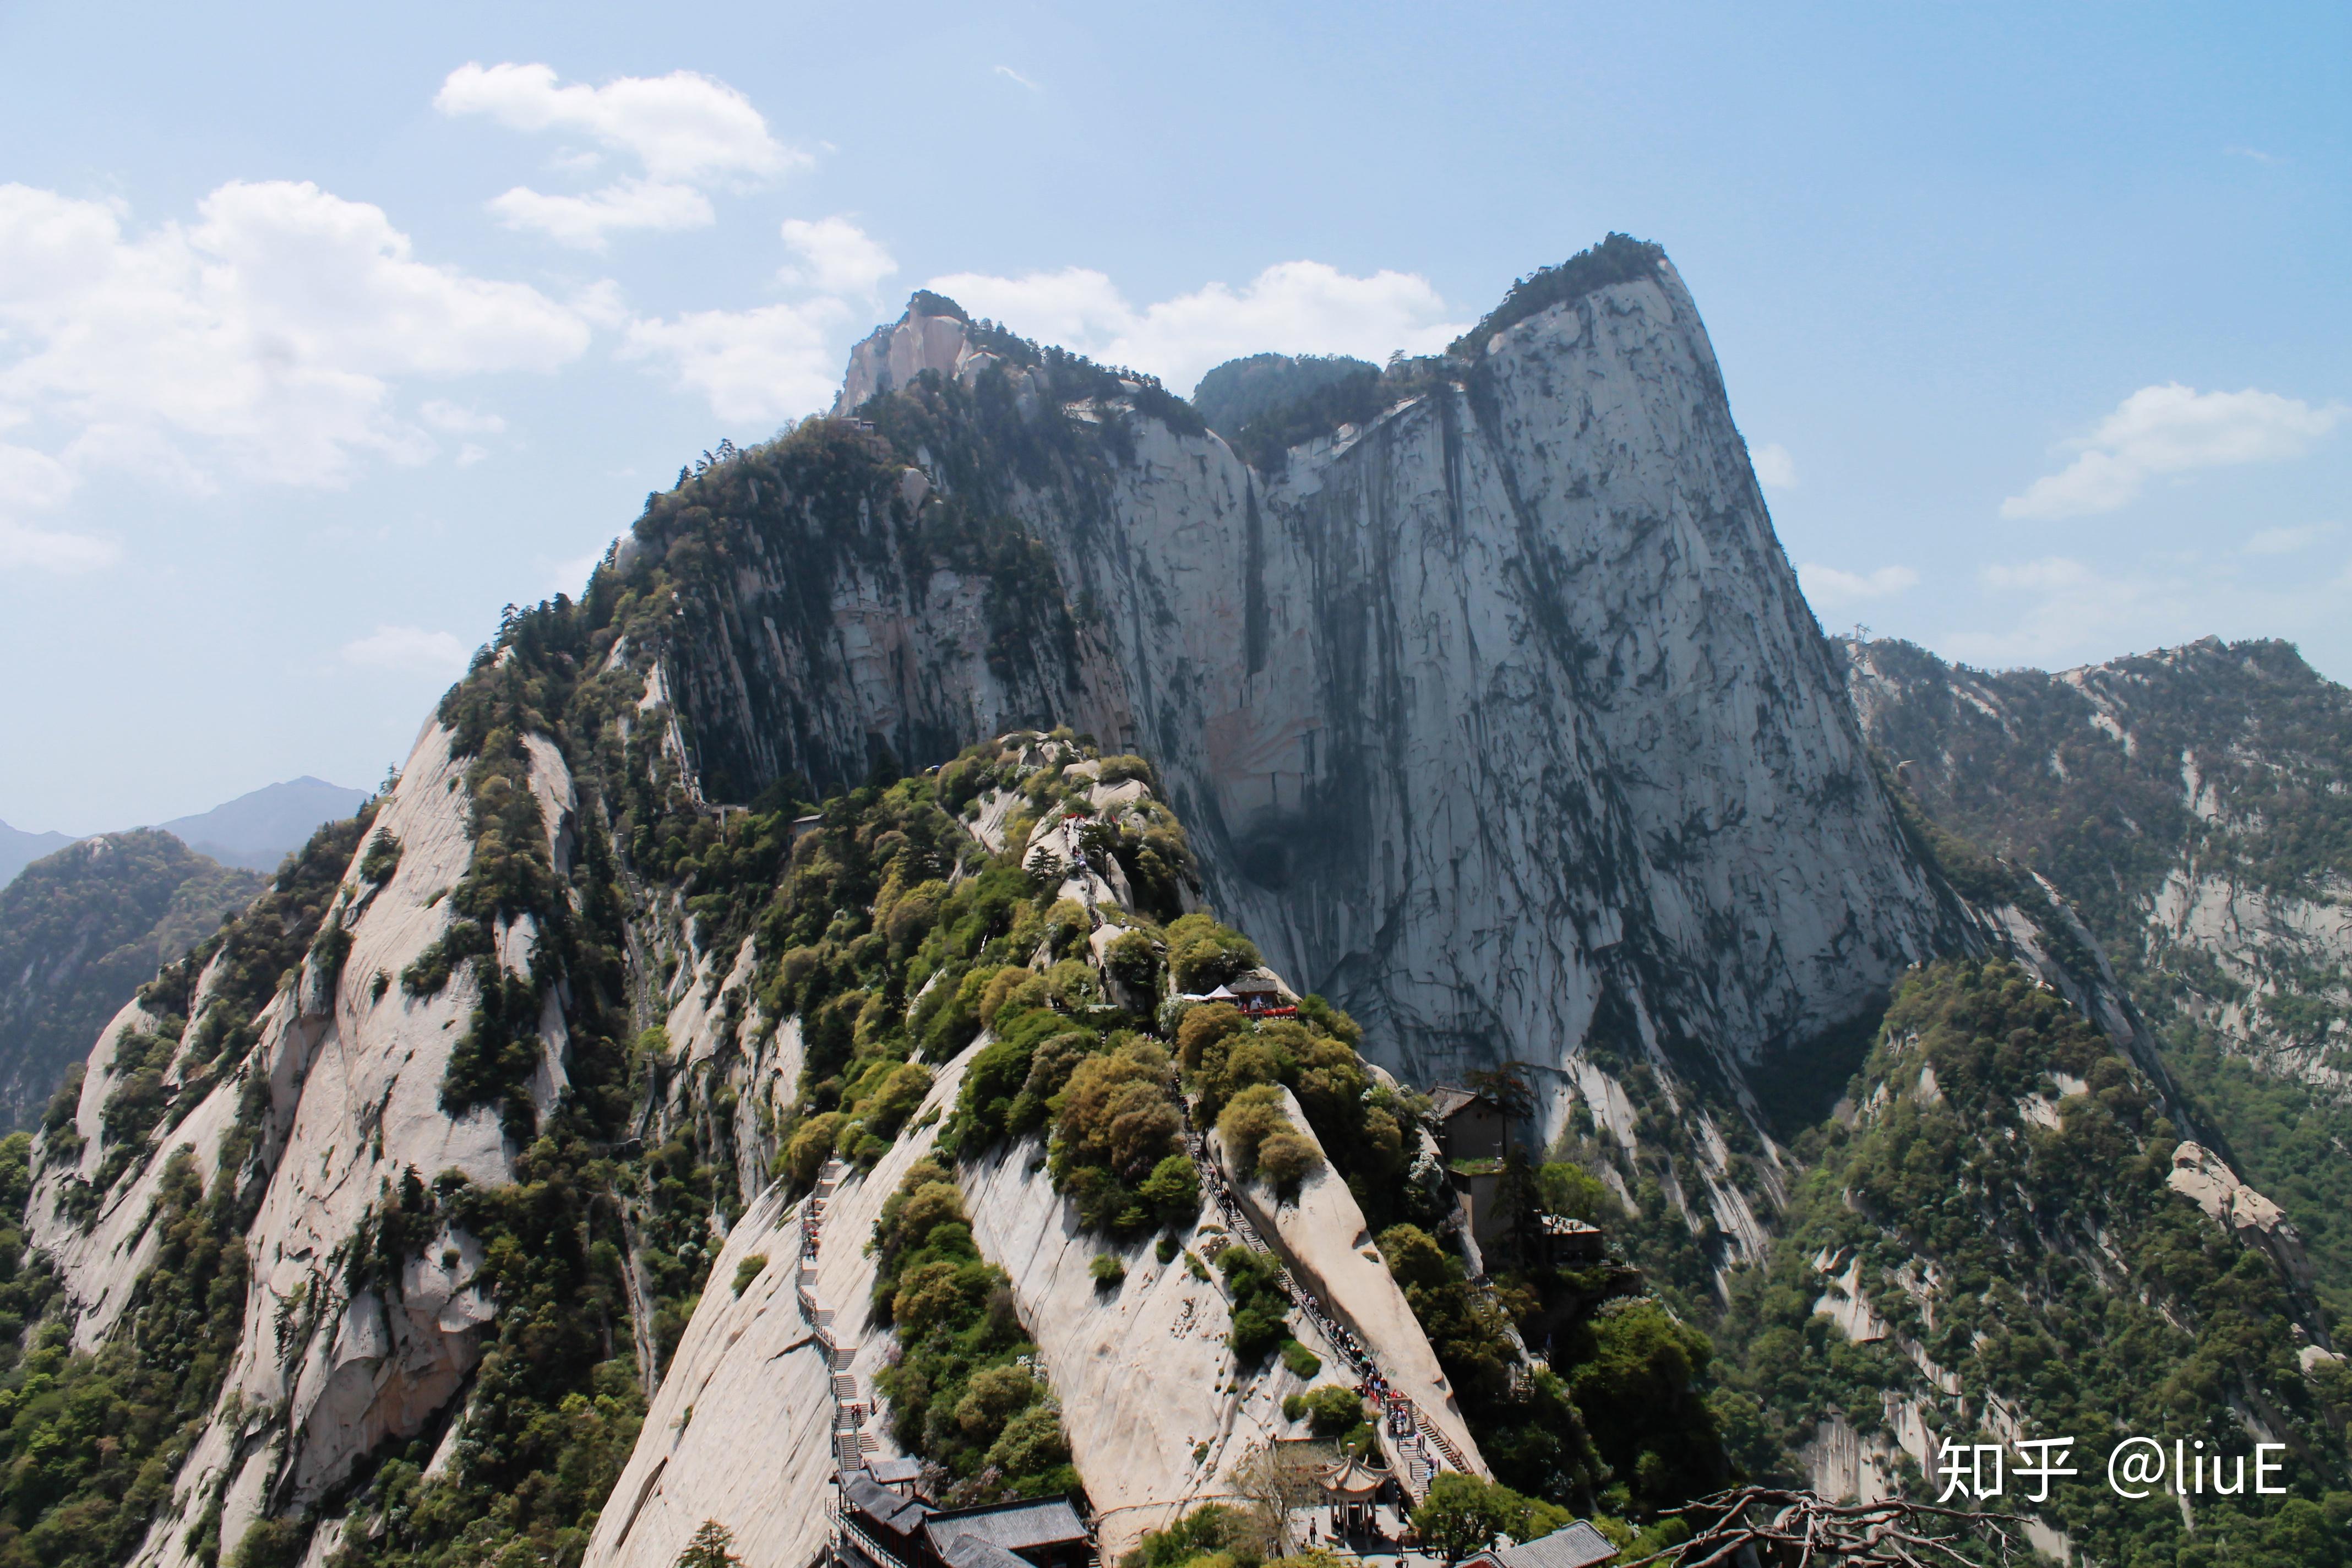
[[0, 442, 115, 573], [418, 400, 506, 435], [0, 180, 590, 491], [569, 279, 631, 329], [2226, 145, 2284, 166], [438, 63, 804, 247], [1751, 442, 1797, 490], [341, 624, 471, 672], [779, 217, 897, 298], [926, 260, 1466, 395], [0, 520, 118, 573], [437, 63, 798, 182], [2244, 522, 2335, 556], [995, 66, 1041, 91], [621, 298, 851, 423], [1798, 562, 1918, 606], [2001, 383, 2345, 520], [485, 177, 713, 251], [0, 443, 77, 509], [924, 266, 1131, 344], [1944, 553, 2352, 669]]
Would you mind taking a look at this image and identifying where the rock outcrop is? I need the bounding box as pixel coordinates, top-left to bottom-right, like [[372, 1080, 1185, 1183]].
[[2166, 1140, 2318, 1292], [648, 248, 1974, 1138], [958, 1136, 1327, 1562]]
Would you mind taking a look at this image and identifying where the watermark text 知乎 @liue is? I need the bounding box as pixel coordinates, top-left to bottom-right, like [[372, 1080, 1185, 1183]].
[[1933, 1436, 2292, 1502]]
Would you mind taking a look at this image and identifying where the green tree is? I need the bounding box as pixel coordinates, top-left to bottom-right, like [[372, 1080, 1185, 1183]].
[[674, 1520, 742, 1568], [1410, 1474, 1564, 1565]]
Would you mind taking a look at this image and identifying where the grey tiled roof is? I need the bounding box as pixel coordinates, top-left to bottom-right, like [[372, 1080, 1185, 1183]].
[[919, 1497, 1088, 1555], [1467, 1521, 1618, 1568], [937, 1534, 1037, 1568], [845, 1473, 932, 1535]]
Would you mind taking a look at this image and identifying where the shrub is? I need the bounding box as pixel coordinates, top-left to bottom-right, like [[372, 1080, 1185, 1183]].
[[1164, 914, 1260, 994], [732, 1254, 768, 1297], [1125, 1504, 1265, 1568], [1216, 1085, 1298, 1178], [781, 1111, 846, 1187], [1139, 1152, 1201, 1228], [866, 1061, 934, 1135], [1052, 1038, 1184, 1233], [1096, 754, 1155, 786], [1410, 1473, 1570, 1565], [1104, 929, 1161, 996], [1293, 1384, 1364, 1436], [359, 829, 402, 886], [1156, 1234, 1180, 1265], [870, 1159, 1075, 1502], [1045, 956, 1100, 1009], [1279, 1339, 1322, 1379], [1217, 1245, 1289, 1363], [675, 1520, 744, 1568], [1256, 1129, 1321, 1187], [1090, 1254, 1127, 1289], [1177, 1001, 1247, 1072]]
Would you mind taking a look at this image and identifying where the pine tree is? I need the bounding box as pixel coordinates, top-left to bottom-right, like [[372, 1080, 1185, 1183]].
[[675, 1520, 742, 1568]]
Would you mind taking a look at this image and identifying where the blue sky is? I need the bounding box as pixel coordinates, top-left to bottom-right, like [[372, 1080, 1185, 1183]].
[[2, 2, 2346, 832]]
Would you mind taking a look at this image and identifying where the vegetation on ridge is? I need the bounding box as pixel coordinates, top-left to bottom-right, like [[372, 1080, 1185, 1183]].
[[0, 830, 264, 1132], [1849, 633, 2352, 1330], [1712, 957, 2351, 1565], [0, 810, 368, 1568], [870, 1157, 1076, 1504]]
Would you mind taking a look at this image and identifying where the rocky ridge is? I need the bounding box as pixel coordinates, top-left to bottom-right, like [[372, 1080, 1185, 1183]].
[[644, 241, 1978, 1151]]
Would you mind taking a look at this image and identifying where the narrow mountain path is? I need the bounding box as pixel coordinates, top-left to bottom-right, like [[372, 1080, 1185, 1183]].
[[1177, 1102, 1468, 1500], [617, 1200, 662, 1400]]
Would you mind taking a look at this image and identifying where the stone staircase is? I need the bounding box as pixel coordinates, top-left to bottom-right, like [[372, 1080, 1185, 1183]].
[[796, 1158, 880, 1482]]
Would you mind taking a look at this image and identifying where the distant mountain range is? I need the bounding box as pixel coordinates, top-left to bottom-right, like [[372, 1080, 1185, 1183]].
[[0, 777, 367, 1129], [0, 830, 268, 1129], [153, 776, 369, 870], [0, 820, 76, 889], [0, 776, 367, 889]]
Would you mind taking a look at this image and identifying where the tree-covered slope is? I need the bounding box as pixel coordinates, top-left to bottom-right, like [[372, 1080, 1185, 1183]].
[[1845, 635, 2352, 1329], [0, 830, 264, 1130], [1715, 957, 2351, 1566]]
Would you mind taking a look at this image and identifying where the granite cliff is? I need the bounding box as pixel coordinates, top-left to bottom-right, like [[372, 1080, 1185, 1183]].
[[648, 239, 1977, 1149]]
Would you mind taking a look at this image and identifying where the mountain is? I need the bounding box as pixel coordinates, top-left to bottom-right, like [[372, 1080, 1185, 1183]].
[[0, 819, 75, 889], [3, 240, 2345, 1568], [1845, 634, 2352, 1325], [0, 831, 266, 1129], [1188, 351, 1380, 454], [0, 778, 368, 895], [666, 232, 1970, 1161], [157, 776, 370, 871]]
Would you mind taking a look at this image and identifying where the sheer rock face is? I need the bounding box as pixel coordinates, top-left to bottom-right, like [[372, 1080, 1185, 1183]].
[[661, 267, 1967, 1131], [25, 721, 568, 1568]]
